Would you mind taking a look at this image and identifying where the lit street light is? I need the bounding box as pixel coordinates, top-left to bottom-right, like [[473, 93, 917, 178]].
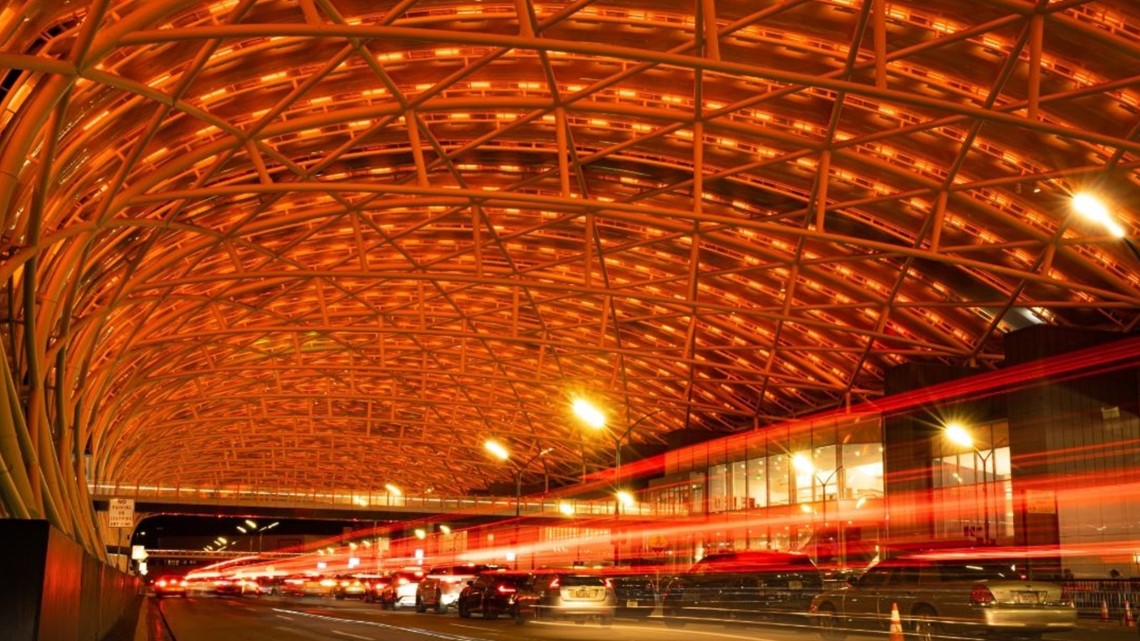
[[484, 440, 553, 568], [944, 421, 994, 544], [570, 398, 666, 500], [484, 439, 553, 519], [571, 398, 668, 564], [793, 454, 844, 565]]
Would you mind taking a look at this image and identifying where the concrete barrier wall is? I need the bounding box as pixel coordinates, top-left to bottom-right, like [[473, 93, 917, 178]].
[[0, 520, 141, 641]]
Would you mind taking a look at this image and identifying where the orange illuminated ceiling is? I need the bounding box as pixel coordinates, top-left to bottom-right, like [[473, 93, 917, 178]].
[[0, 0, 1138, 503]]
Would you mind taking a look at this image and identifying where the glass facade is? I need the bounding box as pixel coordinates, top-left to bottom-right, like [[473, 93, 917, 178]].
[[646, 416, 886, 567]]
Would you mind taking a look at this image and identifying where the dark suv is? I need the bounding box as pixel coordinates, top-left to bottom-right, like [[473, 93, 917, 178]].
[[662, 551, 823, 626], [456, 571, 532, 620]]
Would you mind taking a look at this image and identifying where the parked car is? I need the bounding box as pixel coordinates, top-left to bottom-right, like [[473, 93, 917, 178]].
[[378, 569, 425, 609], [514, 571, 616, 625], [455, 571, 532, 620], [416, 564, 508, 613], [152, 575, 188, 598], [333, 575, 368, 599], [661, 550, 823, 627], [808, 556, 1078, 641]]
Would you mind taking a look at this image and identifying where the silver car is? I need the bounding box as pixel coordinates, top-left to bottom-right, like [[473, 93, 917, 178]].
[[809, 557, 1076, 641]]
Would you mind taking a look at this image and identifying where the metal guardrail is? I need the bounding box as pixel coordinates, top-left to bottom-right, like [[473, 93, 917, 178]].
[[88, 483, 662, 518], [1064, 579, 1140, 619]]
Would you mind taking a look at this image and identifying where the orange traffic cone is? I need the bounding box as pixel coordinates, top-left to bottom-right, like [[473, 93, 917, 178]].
[[1124, 600, 1135, 627], [889, 602, 904, 641], [1101, 599, 1110, 622]]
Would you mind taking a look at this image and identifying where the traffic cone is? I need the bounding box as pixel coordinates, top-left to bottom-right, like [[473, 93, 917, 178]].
[[1124, 600, 1135, 627], [1101, 599, 1110, 622], [889, 602, 904, 641]]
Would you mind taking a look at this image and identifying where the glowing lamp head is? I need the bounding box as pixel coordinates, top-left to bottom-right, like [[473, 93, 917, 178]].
[[484, 439, 510, 461], [792, 453, 814, 474], [1072, 193, 1126, 238], [384, 483, 402, 496], [944, 422, 974, 449], [572, 398, 606, 429], [616, 490, 636, 507]]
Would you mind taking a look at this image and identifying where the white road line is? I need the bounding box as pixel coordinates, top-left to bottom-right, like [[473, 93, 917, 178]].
[[331, 630, 372, 641], [449, 624, 499, 634], [275, 614, 295, 620]]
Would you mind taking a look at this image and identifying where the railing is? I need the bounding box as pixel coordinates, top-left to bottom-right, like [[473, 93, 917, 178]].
[[87, 482, 662, 518], [1064, 579, 1140, 619]]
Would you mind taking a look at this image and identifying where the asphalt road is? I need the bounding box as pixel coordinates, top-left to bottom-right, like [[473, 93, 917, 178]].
[[152, 595, 1139, 641]]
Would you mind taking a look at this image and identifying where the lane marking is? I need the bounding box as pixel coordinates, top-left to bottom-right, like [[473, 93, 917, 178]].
[[275, 614, 295, 621], [332, 631, 372, 640], [449, 624, 499, 634], [272, 607, 488, 641]]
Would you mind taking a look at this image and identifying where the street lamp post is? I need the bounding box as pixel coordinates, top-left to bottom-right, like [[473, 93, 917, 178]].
[[485, 440, 552, 565], [794, 455, 844, 566], [945, 422, 995, 545], [571, 399, 667, 564]]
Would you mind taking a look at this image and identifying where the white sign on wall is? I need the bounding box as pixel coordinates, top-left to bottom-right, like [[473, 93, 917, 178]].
[[108, 498, 134, 528]]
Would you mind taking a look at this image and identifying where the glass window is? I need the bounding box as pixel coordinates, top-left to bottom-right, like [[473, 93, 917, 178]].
[[730, 461, 747, 511], [747, 457, 767, 508], [709, 464, 728, 513], [843, 442, 884, 498], [768, 455, 789, 506]]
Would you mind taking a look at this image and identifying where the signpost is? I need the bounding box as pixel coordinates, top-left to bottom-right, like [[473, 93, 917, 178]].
[[109, 498, 134, 572], [108, 498, 134, 528]]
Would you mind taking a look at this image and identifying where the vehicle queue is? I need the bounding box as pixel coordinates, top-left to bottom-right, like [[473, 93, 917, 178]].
[[150, 546, 1078, 639]]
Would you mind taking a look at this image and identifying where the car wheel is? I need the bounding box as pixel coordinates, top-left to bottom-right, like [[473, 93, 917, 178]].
[[482, 607, 498, 620], [817, 604, 847, 641], [433, 589, 444, 613], [910, 606, 942, 641], [415, 596, 426, 613], [458, 601, 471, 618]]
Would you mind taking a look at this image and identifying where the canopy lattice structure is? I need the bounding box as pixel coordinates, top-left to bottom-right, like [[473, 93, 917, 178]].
[[0, 0, 1137, 552]]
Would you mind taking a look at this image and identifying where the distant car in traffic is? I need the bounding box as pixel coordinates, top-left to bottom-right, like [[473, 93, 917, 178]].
[[152, 576, 188, 598], [661, 550, 823, 626], [455, 571, 532, 620], [808, 556, 1077, 641], [603, 568, 661, 619], [416, 564, 508, 613], [378, 569, 425, 609], [361, 574, 392, 603], [332, 575, 368, 599], [514, 571, 616, 626], [213, 578, 258, 597]]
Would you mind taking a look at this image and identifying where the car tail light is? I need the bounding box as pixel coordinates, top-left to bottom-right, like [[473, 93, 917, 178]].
[[496, 584, 517, 594], [157, 580, 167, 587], [604, 578, 614, 589], [970, 584, 995, 606], [549, 577, 560, 589], [398, 577, 409, 585], [340, 581, 349, 587]]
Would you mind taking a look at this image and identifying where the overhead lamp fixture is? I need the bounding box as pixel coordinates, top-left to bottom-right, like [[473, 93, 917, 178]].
[[1072, 193, 1126, 238], [944, 422, 974, 449], [236, 526, 247, 533], [244, 519, 258, 529], [484, 439, 510, 461], [384, 483, 402, 496], [571, 397, 606, 429]]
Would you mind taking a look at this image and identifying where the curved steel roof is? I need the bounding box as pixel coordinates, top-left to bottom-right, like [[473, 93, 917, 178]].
[[1, 0, 1138, 511]]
